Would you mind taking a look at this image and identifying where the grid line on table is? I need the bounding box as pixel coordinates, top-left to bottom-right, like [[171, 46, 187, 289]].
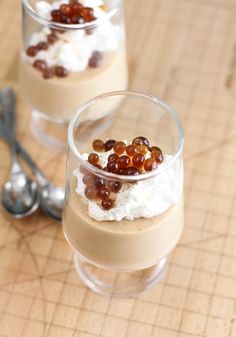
[[0, 286, 233, 323], [180, 7, 236, 335], [1, 0, 236, 336], [1, 249, 236, 284], [21, 222, 74, 337], [0, 217, 43, 337], [200, 22, 236, 332], [2, 258, 236, 303], [0, 309, 221, 337], [157, 4, 219, 335]]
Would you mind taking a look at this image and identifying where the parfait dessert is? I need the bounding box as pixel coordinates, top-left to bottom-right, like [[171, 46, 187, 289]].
[[63, 91, 184, 296], [64, 136, 184, 271], [21, 0, 128, 122]]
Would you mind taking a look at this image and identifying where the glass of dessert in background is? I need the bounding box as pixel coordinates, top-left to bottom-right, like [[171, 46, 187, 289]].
[[20, 0, 128, 148], [63, 91, 184, 296]]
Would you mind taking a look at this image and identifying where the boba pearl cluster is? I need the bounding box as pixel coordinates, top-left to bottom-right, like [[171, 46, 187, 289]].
[[26, 0, 107, 79], [81, 137, 164, 211]]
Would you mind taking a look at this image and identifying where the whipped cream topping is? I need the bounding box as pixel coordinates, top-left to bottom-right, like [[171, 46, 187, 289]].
[[25, 0, 123, 72], [74, 151, 183, 221]]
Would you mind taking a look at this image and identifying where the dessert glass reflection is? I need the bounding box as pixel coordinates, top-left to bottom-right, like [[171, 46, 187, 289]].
[[63, 91, 184, 296], [20, 0, 128, 148]]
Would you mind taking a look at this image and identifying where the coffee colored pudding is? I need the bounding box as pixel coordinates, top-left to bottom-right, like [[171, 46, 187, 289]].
[[63, 136, 184, 270], [21, 48, 127, 119], [21, 0, 128, 120], [64, 185, 184, 270]]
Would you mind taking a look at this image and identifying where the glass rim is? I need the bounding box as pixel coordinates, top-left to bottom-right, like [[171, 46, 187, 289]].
[[68, 90, 184, 182], [22, 0, 120, 30]]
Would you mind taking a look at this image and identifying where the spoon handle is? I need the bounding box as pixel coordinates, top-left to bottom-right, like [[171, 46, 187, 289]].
[[0, 90, 21, 174], [16, 142, 49, 187], [0, 87, 14, 131], [0, 89, 49, 187], [0, 121, 48, 187]]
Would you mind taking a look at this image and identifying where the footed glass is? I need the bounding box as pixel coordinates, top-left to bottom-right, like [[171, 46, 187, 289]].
[[63, 91, 184, 296], [20, 0, 128, 149]]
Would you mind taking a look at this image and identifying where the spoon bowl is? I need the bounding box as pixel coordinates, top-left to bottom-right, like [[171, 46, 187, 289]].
[[41, 185, 65, 222], [0, 88, 65, 221], [1, 171, 41, 218]]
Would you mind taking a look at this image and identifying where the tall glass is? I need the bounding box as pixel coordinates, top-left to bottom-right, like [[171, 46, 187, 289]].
[[63, 91, 184, 296], [20, 0, 128, 148]]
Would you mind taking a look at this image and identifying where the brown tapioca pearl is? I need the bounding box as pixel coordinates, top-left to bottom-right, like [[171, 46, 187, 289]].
[[126, 144, 137, 157], [104, 139, 116, 151], [74, 16, 85, 23], [87, 14, 96, 22], [149, 146, 162, 152], [33, 60, 47, 72], [101, 198, 114, 210], [151, 150, 163, 163], [132, 153, 145, 168], [144, 158, 158, 171], [37, 41, 48, 51], [132, 136, 149, 147], [113, 141, 126, 155], [150, 146, 164, 162], [117, 168, 126, 175], [26, 46, 38, 57], [97, 187, 110, 200], [85, 6, 95, 15], [47, 33, 58, 44], [42, 68, 54, 79], [88, 51, 103, 68], [70, 14, 81, 23], [93, 163, 102, 169], [118, 155, 130, 168], [125, 166, 139, 176], [84, 186, 97, 199], [107, 181, 122, 193], [94, 176, 106, 189], [93, 139, 104, 152], [60, 4, 71, 15], [108, 153, 119, 163], [107, 161, 120, 173], [88, 153, 99, 165], [70, 14, 78, 23], [55, 66, 69, 78], [71, 3, 82, 14], [82, 173, 94, 186], [77, 16, 85, 24], [137, 144, 148, 155], [80, 7, 95, 21], [61, 14, 72, 24], [51, 9, 62, 22]]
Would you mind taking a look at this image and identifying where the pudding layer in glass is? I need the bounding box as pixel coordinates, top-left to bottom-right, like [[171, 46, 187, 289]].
[[21, 48, 127, 119], [64, 184, 184, 270]]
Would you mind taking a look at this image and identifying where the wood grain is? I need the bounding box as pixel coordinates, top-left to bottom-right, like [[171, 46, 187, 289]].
[[1, 0, 236, 336]]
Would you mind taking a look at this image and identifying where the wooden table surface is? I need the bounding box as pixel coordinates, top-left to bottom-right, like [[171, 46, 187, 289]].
[[1, 0, 236, 336]]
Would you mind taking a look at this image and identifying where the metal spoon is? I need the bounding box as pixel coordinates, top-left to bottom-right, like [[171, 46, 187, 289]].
[[0, 91, 40, 218], [0, 88, 65, 221], [16, 142, 65, 222]]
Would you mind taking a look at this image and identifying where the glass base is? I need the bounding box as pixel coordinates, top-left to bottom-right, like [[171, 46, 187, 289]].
[[74, 253, 167, 297], [31, 110, 69, 151]]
